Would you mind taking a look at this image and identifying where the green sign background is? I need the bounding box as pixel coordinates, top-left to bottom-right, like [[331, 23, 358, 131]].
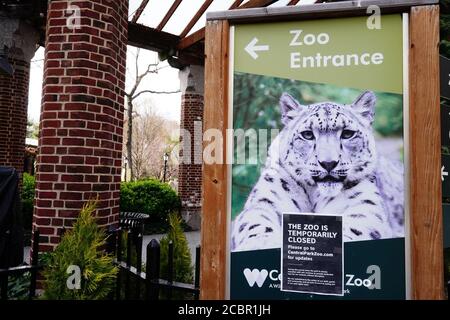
[[234, 15, 403, 94]]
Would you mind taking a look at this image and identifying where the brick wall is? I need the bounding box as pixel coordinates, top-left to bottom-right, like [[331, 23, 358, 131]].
[[178, 92, 203, 230], [34, 0, 128, 251], [0, 57, 30, 180], [178, 66, 204, 230]]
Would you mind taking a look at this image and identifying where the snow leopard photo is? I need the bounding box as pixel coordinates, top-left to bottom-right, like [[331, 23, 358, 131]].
[[231, 74, 404, 252]]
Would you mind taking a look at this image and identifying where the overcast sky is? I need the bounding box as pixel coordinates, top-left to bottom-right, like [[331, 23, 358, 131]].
[[27, 0, 317, 123]]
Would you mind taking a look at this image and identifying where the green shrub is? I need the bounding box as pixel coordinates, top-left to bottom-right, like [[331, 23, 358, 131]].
[[7, 272, 31, 300], [42, 200, 118, 300], [22, 173, 35, 200], [22, 173, 35, 231], [120, 179, 181, 224], [159, 213, 193, 284], [441, 1, 450, 58]]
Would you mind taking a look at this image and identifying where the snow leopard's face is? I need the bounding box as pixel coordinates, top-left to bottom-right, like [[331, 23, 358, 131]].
[[278, 91, 378, 195]]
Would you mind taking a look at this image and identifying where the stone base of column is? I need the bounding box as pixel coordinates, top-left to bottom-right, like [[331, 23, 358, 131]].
[[181, 207, 202, 231]]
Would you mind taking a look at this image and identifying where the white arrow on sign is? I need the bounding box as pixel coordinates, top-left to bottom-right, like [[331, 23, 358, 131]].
[[442, 166, 448, 181], [245, 37, 270, 60]]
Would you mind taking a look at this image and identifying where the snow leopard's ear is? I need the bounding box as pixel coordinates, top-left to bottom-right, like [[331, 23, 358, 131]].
[[352, 91, 376, 124], [280, 93, 303, 125]]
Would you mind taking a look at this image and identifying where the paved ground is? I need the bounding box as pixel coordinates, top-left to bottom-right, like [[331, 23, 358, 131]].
[[141, 231, 201, 263]]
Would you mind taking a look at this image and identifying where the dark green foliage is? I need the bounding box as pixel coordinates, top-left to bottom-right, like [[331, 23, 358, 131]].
[[22, 173, 35, 229], [159, 213, 193, 284], [22, 173, 35, 245], [39, 251, 53, 266], [233, 73, 403, 138], [22, 173, 35, 201], [441, 1, 450, 57], [42, 200, 118, 300], [443, 145, 450, 156], [120, 179, 181, 225], [7, 272, 31, 300]]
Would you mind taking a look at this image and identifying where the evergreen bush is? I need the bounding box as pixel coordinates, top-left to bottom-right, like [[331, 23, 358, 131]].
[[42, 200, 118, 300], [159, 213, 194, 284], [7, 272, 31, 300]]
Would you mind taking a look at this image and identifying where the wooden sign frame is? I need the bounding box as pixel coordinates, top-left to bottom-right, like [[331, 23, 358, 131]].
[[200, 0, 444, 300]]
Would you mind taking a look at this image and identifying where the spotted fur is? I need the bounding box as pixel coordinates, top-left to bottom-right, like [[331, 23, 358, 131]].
[[231, 91, 404, 252]]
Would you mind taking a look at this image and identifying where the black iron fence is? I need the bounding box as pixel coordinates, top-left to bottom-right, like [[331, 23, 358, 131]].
[[110, 227, 201, 300], [0, 213, 201, 300], [0, 230, 41, 300]]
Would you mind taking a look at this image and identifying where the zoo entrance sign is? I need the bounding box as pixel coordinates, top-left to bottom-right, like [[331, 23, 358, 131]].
[[201, 0, 444, 300], [230, 9, 405, 301]]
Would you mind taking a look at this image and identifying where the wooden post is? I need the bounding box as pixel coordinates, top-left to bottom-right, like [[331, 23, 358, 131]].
[[409, 4, 445, 299], [200, 19, 230, 300]]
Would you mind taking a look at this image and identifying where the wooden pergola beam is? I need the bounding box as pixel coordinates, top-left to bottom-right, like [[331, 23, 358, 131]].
[[229, 0, 245, 10], [177, 0, 279, 51], [128, 22, 181, 53], [156, 0, 183, 31], [287, 0, 301, 5], [131, 0, 150, 23], [179, 0, 214, 39], [178, 28, 205, 50], [238, 0, 279, 9]]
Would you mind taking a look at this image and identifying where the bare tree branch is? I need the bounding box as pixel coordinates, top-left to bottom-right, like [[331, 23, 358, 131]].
[[135, 48, 140, 78], [124, 48, 180, 181], [132, 89, 180, 100]]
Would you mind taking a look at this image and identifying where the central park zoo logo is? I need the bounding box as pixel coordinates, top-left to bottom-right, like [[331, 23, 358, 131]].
[[243, 266, 382, 290]]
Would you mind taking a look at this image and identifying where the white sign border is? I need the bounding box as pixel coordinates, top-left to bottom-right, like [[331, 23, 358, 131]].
[[402, 12, 412, 301]]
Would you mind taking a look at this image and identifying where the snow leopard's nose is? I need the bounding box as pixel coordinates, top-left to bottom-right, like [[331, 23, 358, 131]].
[[319, 160, 339, 172]]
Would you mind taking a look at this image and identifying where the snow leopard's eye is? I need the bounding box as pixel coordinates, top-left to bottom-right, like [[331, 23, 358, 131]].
[[300, 130, 315, 140], [341, 129, 356, 140]]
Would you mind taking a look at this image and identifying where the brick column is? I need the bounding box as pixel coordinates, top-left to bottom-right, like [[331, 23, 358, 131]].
[[34, 0, 128, 251], [0, 18, 39, 180], [178, 65, 204, 230]]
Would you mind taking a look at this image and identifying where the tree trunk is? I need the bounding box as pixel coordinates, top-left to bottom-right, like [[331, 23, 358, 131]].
[[126, 99, 134, 181]]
